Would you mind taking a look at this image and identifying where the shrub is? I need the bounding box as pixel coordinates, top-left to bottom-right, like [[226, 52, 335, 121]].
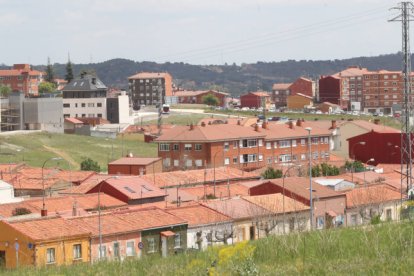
[[80, 157, 101, 172], [262, 167, 283, 179], [12, 207, 32, 216]]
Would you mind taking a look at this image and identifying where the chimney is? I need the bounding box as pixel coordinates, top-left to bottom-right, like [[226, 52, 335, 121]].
[[41, 209, 48, 217], [189, 123, 194, 130], [331, 120, 337, 129], [374, 119, 380, 125], [127, 152, 133, 157], [201, 122, 206, 127], [92, 78, 96, 85], [237, 120, 241, 125], [301, 118, 305, 123], [72, 200, 78, 217], [262, 121, 267, 129], [254, 124, 260, 132], [296, 119, 302, 127], [208, 121, 212, 125], [288, 121, 294, 129]]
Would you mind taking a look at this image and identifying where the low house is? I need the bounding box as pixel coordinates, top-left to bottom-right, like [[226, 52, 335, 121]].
[[248, 178, 347, 229], [317, 102, 342, 114], [0, 180, 23, 204], [286, 93, 313, 110], [240, 92, 271, 109], [108, 157, 163, 175], [243, 194, 310, 235], [0, 217, 91, 268], [313, 178, 355, 191], [174, 90, 229, 107], [204, 197, 270, 242], [64, 117, 84, 134], [166, 204, 233, 250], [345, 185, 402, 226]]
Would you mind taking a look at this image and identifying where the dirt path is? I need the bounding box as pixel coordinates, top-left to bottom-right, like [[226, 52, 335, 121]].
[[43, 145, 79, 168]]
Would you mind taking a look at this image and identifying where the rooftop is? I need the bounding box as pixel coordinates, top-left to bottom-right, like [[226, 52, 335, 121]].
[[166, 204, 231, 227], [62, 74, 107, 91], [128, 72, 171, 80], [173, 90, 229, 97], [204, 197, 270, 220], [272, 83, 291, 90], [109, 157, 161, 166], [343, 120, 400, 134], [243, 194, 309, 214], [345, 185, 402, 208]]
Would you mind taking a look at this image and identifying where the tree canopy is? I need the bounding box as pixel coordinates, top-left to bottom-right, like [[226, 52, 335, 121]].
[[80, 157, 101, 172], [202, 94, 220, 106], [65, 60, 74, 83], [38, 82, 57, 94], [262, 167, 283, 179], [0, 85, 11, 97], [45, 57, 55, 83]]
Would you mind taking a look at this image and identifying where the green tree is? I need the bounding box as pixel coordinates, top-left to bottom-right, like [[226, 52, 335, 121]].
[[38, 82, 57, 94], [45, 57, 55, 82], [345, 160, 365, 172], [202, 94, 220, 106], [80, 157, 101, 172], [320, 163, 340, 176], [0, 84, 11, 97], [12, 207, 32, 216], [65, 59, 74, 83], [262, 167, 283, 179], [311, 165, 321, 177]]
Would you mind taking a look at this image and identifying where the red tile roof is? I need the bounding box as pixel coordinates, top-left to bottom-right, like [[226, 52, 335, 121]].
[[243, 193, 309, 213], [181, 183, 249, 200], [166, 204, 231, 227], [345, 185, 402, 208], [260, 122, 332, 140], [249, 91, 270, 97], [65, 117, 84, 124], [109, 157, 161, 166], [343, 120, 400, 134], [155, 124, 266, 142], [104, 177, 166, 200], [173, 90, 228, 97], [204, 198, 270, 220], [272, 83, 291, 90]]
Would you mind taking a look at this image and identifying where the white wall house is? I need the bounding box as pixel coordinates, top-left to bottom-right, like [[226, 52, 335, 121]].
[[187, 222, 234, 250], [0, 180, 23, 204]]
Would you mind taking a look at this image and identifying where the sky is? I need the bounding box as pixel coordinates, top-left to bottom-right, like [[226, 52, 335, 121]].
[[0, 0, 406, 65]]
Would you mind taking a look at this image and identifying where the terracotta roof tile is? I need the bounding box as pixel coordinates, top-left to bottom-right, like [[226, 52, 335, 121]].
[[343, 120, 400, 134], [272, 83, 291, 90], [109, 157, 161, 166], [128, 72, 171, 79], [243, 194, 309, 213], [65, 118, 84, 124], [203, 197, 270, 220], [180, 183, 249, 200], [345, 185, 402, 208], [166, 204, 231, 227]]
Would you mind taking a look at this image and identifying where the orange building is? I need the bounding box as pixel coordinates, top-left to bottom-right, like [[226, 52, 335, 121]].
[[0, 64, 44, 96], [173, 90, 229, 107], [108, 157, 163, 175]]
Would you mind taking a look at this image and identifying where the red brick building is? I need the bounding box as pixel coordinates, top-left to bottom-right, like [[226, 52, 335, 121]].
[[155, 120, 331, 171], [240, 91, 271, 109], [319, 75, 342, 106], [272, 77, 314, 107], [0, 64, 44, 96], [173, 90, 228, 107], [108, 157, 163, 175]]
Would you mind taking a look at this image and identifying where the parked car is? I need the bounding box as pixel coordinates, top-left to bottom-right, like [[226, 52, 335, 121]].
[[257, 114, 265, 120], [268, 116, 280, 121]]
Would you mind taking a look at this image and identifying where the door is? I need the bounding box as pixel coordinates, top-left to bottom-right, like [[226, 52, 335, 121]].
[[161, 236, 168, 258], [249, 226, 255, 240], [0, 251, 5, 268]]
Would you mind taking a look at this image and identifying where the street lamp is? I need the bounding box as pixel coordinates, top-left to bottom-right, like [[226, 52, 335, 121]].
[[305, 127, 313, 230], [98, 176, 119, 260], [350, 141, 366, 182], [41, 157, 62, 215], [363, 158, 375, 187], [282, 164, 302, 234]]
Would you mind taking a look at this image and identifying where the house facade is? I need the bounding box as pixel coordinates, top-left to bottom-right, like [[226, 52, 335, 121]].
[[0, 64, 44, 96], [108, 157, 163, 175], [240, 92, 271, 109], [286, 93, 313, 110], [128, 72, 173, 109], [174, 90, 228, 107]]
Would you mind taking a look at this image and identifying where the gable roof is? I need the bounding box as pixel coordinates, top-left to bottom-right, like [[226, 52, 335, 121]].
[[343, 120, 400, 134], [166, 204, 232, 227], [109, 157, 161, 166], [272, 83, 291, 90], [62, 75, 107, 91], [345, 185, 402, 208], [173, 90, 229, 97], [243, 194, 309, 213], [204, 197, 270, 220], [128, 72, 171, 80]]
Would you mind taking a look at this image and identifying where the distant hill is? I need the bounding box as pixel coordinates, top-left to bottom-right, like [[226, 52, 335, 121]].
[[5, 52, 408, 97]]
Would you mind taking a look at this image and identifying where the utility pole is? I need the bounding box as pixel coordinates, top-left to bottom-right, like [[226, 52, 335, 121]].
[[389, 2, 414, 196], [157, 86, 162, 136]]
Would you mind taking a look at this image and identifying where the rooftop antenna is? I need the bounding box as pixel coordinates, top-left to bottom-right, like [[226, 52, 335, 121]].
[[389, 2, 414, 199]]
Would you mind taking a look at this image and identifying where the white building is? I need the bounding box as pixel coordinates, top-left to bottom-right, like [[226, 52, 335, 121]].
[[0, 180, 23, 204], [62, 74, 108, 119]]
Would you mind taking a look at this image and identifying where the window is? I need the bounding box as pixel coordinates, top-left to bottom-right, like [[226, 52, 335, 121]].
[[351, 214, 357, 226], [88, 103, 95, 107], [184, 144, 192, 151], [292, 140, 297, 147], [279, 140, 290, 148], [248, 139, 257, 147], [224, 142, 229, 151], [173, 144, 179, 151], [301, 139, 306, 146], [274, 142, 278, 148], [81, 103, 86, 107], [46, 248, 56, 264], [148, 238, 156, 253], [312, 138, 319, 145], [301, 154, 306, 160], [126, 241, 135, 257], [174, 234, 181, 248], [233, 141, 238, 149], [267, 157, 272, 164], [186, 159, 192, 167], [159, 144, 170, 151], [195, 159, 203, 167], [279, 154, 291, 163], [233, 157, 238, 164], [258, 154, 263, 161], [258, 139, 263, 147], [163, 158, 171, 167], [195, 144, 202, 151], [386, 209, 392, 220], [113, 242, 120, 258], [97, 103, 102, 107], [98, 245, 107, 259], [224, 158, 230, 165], [174, 160, 179, 167], [73, 244, 82, 260], [324, 137, 329, 144], [266, 142, 271, 149], [63, 103, 70, 108], [316, 216, 325, 229]]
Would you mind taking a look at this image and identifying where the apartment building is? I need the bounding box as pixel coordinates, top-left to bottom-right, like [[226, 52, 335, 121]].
[[0, 64, 44, 96], [362, 70, 402, 114], [240, 91, 271, 109], [272, 77, 315, 107], [62, 74, 108, 119], [128, 72, 173, 109], [155, 120, 331, 171]]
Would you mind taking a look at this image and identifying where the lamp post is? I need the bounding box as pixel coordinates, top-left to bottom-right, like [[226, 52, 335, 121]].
[[305, 127, 313, 230], [98, 176, 119, 260], [282, 164, 302, 234], [363, 158, 375, 187], [350, 141, 366, 182], [41, 157, 62, 214]]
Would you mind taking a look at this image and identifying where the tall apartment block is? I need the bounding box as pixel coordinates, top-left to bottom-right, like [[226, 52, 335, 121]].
[[0, 64, 44, 96], [128, 72, 173, 110]]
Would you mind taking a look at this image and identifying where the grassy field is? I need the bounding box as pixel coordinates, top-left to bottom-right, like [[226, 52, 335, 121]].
[[4, 221, 414, 275], [0, 132, 157, 171]]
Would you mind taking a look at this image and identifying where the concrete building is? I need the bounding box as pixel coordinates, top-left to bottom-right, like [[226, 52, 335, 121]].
[[0, 180, 23, 204], [62, 74, 108, 119], [173, 90, 229, 107], [108, 157, 163, 175], [128, 72, 173, 109], [0, 64, 44, 96], [240, 92, 271, 109], [272, 83, 291, 108], [106, 91, 130, 124]]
